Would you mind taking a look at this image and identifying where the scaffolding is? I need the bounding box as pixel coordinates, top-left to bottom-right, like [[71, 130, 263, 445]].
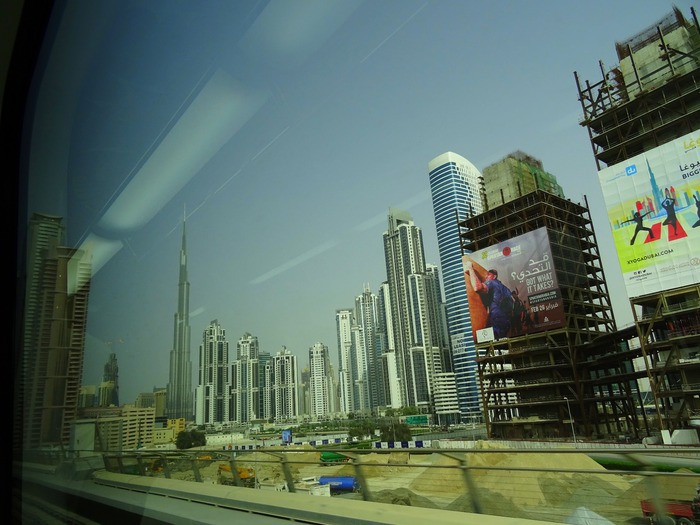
[[574, 6, 700, 170], [458, 190, 646, 440], [572, 5, 700, 439], [631, 285, 700, 434]]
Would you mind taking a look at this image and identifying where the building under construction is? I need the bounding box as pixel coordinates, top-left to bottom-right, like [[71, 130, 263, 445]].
[[458, 6, 700, 442], [575, 6, 700, 168], [575, 6, 700, 436], [481, 151, 565, 209], [459, 190, 649, 440]]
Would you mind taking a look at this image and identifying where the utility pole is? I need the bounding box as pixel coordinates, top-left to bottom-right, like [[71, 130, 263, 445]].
[[564, 396, 577, 446]]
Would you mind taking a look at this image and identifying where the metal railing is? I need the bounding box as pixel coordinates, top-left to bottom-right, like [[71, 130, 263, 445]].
[[46, 445, 697, 525]]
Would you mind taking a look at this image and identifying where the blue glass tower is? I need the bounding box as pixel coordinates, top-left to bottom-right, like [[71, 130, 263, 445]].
[[428, 152, 484, 421]]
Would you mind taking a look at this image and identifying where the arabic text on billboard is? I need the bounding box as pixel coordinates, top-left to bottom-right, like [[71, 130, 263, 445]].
[[462, 227, 564, 344], [597, 132, 700, 298]]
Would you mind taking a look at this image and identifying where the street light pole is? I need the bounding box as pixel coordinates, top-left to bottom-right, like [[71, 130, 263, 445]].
[[564, 396, 576, 446]]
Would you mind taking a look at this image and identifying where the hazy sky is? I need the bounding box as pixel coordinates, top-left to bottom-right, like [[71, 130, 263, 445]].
[[27, 0, 696, 404]]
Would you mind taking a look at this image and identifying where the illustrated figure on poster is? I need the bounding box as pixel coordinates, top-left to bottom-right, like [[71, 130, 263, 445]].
[[661, 196, 678, 235], [510, 288, 527, 336], [464, 261, 514, 339], [693, 195, 700, 228], [523, 299, 536, 330], [622, 210, 654, 245]]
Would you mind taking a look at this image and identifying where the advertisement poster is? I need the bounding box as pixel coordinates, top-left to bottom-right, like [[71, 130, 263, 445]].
[[598, 132, 700, 298], [462, 227, 564, 343]]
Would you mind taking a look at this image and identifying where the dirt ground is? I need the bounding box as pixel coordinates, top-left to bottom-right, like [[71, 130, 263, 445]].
[[169, 442, 699, 524]]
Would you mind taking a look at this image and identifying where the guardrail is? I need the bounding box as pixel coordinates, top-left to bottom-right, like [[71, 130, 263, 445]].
[[58, 445, 699, 525]]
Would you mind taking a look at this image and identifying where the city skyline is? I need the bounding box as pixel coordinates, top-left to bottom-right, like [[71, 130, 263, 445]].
[[24, 1, 697, 406]]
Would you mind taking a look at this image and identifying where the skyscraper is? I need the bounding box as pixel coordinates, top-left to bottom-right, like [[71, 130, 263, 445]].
[[354, 284, 381, 413], [258, 350, 272, 420], [14, 213, 66, 451], [231, 332, 260, 423], [335, 308, 355, 413], [195, 319, 230, 426], [376, 282, 398, 408], [299, 367, 311, 416], [382, 208, 449, 410], [308, 342, 335, 419], [270, 347, 300, 422], [428, 153, 484, 421], [165, 218, 194, 420], [17, 214, 92, 449], [99, 352, 119, 407], [334, 284, 384, 415]]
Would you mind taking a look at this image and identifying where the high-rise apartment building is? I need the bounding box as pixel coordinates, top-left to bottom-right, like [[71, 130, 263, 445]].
[[98, 381, 118, 408], [77, 405, 155, 451], [78, 385, 97, 409], [299, 367, 311, 417], [98, 353, 119, 407], [231, 332, 261, 423], [270, 346, 300, 422], [335, 308, 355, 413], [382, 208, 450, 410], [195, 319, 230, 426], [34, 245, 92, 447], [17, 211, 92, 450], [308, 342, 335, 419], [14, 213, 66, 451], [336, 286, 384, 416], [165, 219, 194, 421], [377, 281, 402, 408], [153, 389, 167, 418], [355, 284, 382, 413], [432, 372, 460, 426], [134, 391, 155, 409], [135, 386, 166, 413], [575, 6, 700, 433], [428, 152, 484, 421], [258, 350, 272, 420]]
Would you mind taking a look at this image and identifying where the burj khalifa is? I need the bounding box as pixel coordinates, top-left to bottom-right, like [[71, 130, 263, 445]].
[[166, 218, 194, 420]]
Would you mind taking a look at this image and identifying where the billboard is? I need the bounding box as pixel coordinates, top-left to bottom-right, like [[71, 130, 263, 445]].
[[462, 227, 564, 343], [598, 132, 700, 298]]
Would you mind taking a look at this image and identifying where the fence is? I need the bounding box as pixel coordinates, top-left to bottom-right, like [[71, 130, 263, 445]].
[[91, 444, 700, 524]]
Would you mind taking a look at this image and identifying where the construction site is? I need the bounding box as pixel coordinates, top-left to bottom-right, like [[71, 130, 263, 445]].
[[573, 4, 700, 440], [453, 5, 700, 444], [122, 443, 698, 524]]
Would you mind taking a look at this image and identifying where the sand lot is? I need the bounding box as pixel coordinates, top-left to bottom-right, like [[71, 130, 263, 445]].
[[170, 442, 699, 524]]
